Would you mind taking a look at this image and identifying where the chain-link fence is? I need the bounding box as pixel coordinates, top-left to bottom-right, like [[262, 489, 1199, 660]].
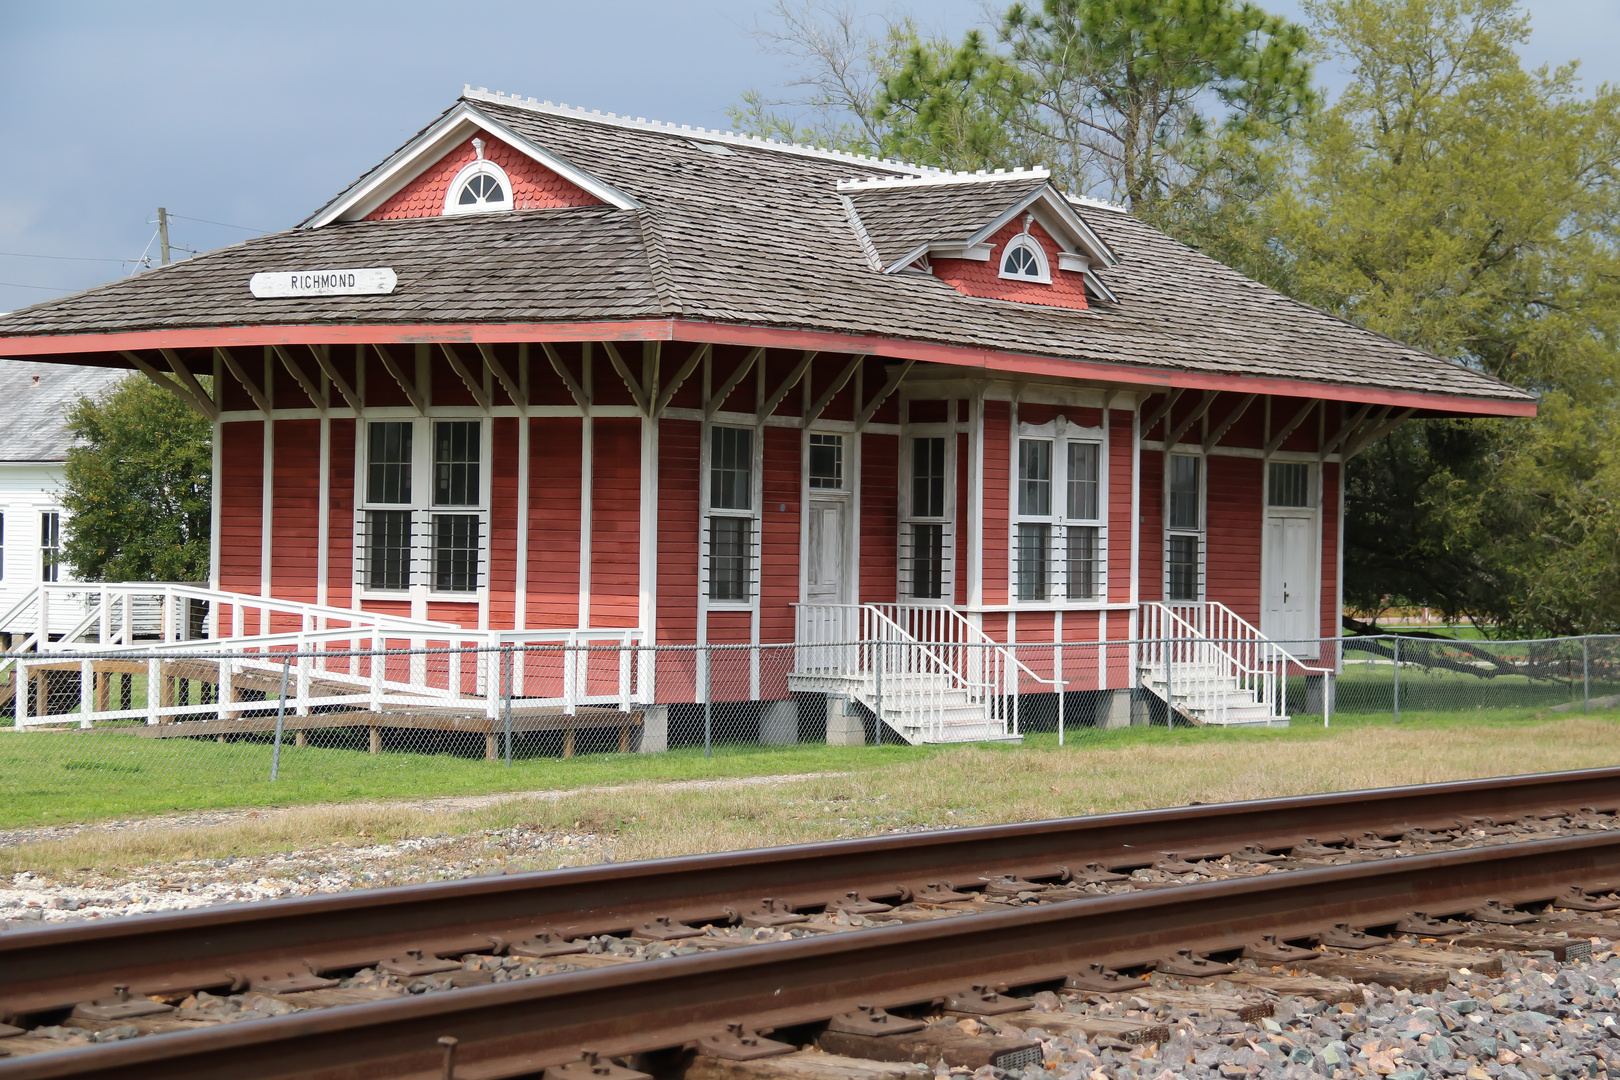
[[1, 634, 1616, 824]]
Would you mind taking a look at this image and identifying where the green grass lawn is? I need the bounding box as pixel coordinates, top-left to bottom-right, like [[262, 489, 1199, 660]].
[[3, 700, 1617, 830]]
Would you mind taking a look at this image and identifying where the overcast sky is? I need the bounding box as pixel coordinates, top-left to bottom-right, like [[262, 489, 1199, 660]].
[[1, 0, 1614, 315]]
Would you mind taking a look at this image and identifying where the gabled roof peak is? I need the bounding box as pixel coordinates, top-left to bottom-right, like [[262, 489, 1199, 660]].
[[463, 85, 937, 177], [837, 168, 1050, 192]]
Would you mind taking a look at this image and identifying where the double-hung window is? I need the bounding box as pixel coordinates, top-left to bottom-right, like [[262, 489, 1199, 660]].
[[358, 419, 486, 595], [40, 511, 60, 583], [901, 436, 952, 600], [1013, 429, 1107, 604], [706, 426, 757, 603], [1165, 454, 1203, 601]]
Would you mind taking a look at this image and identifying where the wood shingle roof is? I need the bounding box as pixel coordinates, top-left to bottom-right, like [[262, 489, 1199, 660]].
[[0, 90, 1532, 409]]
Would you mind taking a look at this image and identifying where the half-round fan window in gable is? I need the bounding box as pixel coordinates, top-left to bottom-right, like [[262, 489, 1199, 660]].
[[459, 172, 505, 206], [1000, 235, 1049, 282], [443, 159, 514, 215]]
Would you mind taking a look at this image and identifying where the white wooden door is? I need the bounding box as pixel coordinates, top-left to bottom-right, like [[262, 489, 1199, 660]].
[[807, 499, 848, 603], [1263, 515, 1314, 649]]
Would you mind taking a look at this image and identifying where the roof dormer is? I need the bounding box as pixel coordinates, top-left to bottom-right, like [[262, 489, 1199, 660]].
[[837, 170, 1120, 307]]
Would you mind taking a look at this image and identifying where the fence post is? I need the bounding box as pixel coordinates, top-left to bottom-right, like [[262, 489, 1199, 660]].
[[702, 645, 712, 759], [502, 646, 514, 767], [1392, 637, 1401, 724], [271, 655, 290, 781], [1165, 633, 1174, 730], [1584, 638, 1591, 715]]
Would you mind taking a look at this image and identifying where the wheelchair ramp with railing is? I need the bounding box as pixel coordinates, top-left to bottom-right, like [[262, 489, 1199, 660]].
[[1137, 602, 1329, 726], [790, 603, 1029, 745]]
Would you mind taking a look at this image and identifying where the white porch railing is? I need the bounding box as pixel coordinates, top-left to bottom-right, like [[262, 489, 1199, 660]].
[[1138, 601, 1331, 725], [1, 583, 644, 729], [792, 603, 1055, 743]]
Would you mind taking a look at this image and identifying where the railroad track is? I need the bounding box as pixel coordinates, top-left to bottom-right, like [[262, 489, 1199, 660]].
[[3, 769, 1620, 1079]]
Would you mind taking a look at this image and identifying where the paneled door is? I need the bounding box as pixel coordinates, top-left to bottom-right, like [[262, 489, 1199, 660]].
[[1262, 515, 1315, 653]]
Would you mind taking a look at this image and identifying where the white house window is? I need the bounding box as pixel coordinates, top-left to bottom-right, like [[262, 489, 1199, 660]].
[[1268, 461, 1311, 507], [808, 433, 843, 490], [1015, 431, 1107, 604], [40, 511, 60, 583], [358, 418, 486, 595], [443, 159, 514, 215], [1166, 454, 1204, 601], [901, 436, 952, 600], [999, 233, 1051, 283], [707, 426, 757, 602]]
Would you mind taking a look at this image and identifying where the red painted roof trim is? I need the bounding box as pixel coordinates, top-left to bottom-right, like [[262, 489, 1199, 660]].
[[0, 318, 1536, 417]]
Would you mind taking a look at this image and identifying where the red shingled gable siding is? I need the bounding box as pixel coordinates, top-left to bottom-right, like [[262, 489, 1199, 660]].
[[526, 417, 581, 629], [590, 419, 641, 627], [1206, 455, 1262, 623], [931, 220, 1089, 311], [366, 135, 602, 220]]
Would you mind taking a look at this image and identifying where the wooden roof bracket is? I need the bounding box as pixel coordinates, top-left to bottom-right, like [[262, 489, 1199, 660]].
[[759, 350, 816, 420], [158, 348, 220, 421], [1264, 398, 1318, 455], [654, 342, 711, 417], [307, 344, 363, 413], [1164, 389, 1218, 448], [121, 350, 218, 422], [705, 347, 762, 419], [476, 343, 526, 411], [1319, 403, 1377, 460], [1140, 388, 1185, 438], [1202, 393, 1257, 453], [804, 353, 863, 427], [215, 346, 270, 415], [438, 342, 491, 413], [601, 340, 649, 417], [371, 343, 427, 415], [539, 342, 589, 411], [1341, 407, 1415, 461], [270, 344, 328, 414], [857, 358, 913, 429]]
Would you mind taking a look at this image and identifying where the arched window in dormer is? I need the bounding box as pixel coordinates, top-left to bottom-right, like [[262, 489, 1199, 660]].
[[443, 143, 513, 215], [999, 232, 1051, 284]]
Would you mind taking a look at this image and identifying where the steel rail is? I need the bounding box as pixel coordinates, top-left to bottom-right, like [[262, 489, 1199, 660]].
[[6, 830, 1620, 1080], [4, 767, 1619, 1018]]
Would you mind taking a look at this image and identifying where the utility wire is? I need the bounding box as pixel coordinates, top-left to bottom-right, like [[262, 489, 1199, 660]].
[[165, 212, 272, 233], [0, 250, 129, 263], [0, 281, 73, 291]]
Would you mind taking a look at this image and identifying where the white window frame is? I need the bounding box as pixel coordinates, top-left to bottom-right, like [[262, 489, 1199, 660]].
[[443, 158, 514, 215], [39, 510, 60, 584], [1163, 451, 1207, 604], [699, 422, 763, 611], [898, 428, 957, 603], [353, 414, 491, 600], [1009, 415, 1109, 608], [1260, 455, 1323, 654], [998, 232, 1051, 285]]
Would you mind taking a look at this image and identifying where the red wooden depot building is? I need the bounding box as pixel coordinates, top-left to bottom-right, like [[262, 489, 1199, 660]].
[[0, 88, 1534, 748]]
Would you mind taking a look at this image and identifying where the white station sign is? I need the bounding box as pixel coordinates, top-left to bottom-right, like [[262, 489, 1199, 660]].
[[250, 267, 397, 298]]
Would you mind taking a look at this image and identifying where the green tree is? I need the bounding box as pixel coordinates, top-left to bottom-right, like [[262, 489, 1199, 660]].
[[60, 376, 212, 583], [1271, 0, 1620, 634]]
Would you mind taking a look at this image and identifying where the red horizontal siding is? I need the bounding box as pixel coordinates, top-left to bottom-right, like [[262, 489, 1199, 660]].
[[1108, 407, 1133, 605], [527, 417, 582, 630], [1206, 454, 1261, 623], [327, 420, 355, 609], [859, 433, 898, 604], [590, 418, 641, 627], [219, 421, 263, 597], [761, 426, 800, 645], [1139, 449, 1164, 603], [982, 401, 1010, 604], [1321, 461, 1340, 641], [270, 419, 320, 606], [656, 419, 700, 646], [487, 417, 520, 629]]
